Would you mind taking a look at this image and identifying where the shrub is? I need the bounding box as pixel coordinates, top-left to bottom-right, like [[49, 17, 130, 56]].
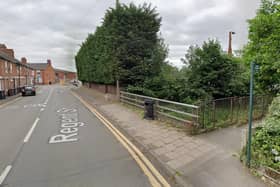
[[251, 96, 280, 171]]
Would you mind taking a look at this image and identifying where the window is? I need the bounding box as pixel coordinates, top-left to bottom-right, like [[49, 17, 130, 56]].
[[10, 63, 13, 73], [5, 61, 8, 73]]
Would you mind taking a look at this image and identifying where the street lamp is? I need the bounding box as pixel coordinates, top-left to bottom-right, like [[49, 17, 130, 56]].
[[228, 31, 236, 56]]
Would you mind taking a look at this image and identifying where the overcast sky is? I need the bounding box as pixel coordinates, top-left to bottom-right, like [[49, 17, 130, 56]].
[[0, 0, 260, 71]]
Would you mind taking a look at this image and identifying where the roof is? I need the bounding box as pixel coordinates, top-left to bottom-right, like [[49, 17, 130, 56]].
[[27, 63, 48, 70], [0, 51, 20, 64]]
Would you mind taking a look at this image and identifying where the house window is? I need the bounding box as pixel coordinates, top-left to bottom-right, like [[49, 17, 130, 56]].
[[10, 63, 13, 73], [36, 70, 42, 83], [5, 61, 8, 73]]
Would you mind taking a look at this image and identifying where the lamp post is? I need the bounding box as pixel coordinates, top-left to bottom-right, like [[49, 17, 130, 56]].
[[228, 31, 236, 55]]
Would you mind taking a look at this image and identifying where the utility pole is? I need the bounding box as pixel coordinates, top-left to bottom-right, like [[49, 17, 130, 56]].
[[116, 0, 120, 8], [228, 31, 235, 55]]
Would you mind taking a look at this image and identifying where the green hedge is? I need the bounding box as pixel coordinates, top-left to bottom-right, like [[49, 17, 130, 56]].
[[75, 3, 166, 86]]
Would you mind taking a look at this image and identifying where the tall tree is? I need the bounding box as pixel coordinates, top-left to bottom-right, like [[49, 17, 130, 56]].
[[75, 3, 166, 87], [243, 0, 280, 94], [181, 40, 247, 100]]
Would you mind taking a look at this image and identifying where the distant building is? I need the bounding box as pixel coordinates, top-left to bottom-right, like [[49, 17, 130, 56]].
[[54, 68, 77, 83], [28, 60, 56, 85], [28, 60, 77, 85]]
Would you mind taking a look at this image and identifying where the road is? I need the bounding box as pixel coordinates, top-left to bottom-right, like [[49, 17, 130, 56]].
[[0, 85, 152, 187]]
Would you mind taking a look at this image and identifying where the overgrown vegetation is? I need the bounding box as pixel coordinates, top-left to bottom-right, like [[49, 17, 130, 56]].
[[129, 40, 249, 103], [181, 40, 248, 101], [243, 0, 280, 94], [249, 96, 280, 171]]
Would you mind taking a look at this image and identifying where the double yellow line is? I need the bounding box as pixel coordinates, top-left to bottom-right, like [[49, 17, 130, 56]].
[[72, 92, 170, 187]]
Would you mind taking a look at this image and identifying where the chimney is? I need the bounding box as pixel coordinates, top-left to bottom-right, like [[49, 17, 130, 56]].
[[0, 44, 7, 49], [47, 59, 52, 66], [0, 44, 15, 58], [21, 57, 27, 64]]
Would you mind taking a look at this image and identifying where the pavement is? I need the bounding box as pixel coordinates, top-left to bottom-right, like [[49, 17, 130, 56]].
[[0, 85, 156, 187], [0, 93, 21, 108], [73, 86, 268, 187]]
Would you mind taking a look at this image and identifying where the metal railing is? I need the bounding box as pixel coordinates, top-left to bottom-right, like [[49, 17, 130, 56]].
[[120, 91, 273, 131], [120, 91, 200, 125]]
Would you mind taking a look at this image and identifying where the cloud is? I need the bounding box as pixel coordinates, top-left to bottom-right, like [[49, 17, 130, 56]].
[[0, 0, 260, 71]]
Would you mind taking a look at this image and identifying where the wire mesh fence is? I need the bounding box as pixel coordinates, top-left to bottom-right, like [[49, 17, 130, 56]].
[[198, 95, 273, 129]]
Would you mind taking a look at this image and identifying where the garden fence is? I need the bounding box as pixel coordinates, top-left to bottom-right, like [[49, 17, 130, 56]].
[[198, 95, 273, 129]]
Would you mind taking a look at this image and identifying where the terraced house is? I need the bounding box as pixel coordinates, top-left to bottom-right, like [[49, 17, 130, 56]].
[[0, 44, 34, 99]]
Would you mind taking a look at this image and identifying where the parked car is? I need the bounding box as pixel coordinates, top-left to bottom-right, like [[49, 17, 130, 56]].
[[22, 85, 36, 96]]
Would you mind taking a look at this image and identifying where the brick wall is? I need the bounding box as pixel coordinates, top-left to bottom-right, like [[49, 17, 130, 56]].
[[66, 72, 76, 80], [55, 71, 76, 82], [88, 82, 117, 95]]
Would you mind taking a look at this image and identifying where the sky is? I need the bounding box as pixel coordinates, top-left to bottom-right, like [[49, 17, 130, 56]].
[[0, 0, 261, 71]]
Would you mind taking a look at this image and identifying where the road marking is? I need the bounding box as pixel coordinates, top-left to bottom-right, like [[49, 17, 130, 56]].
[[72, 92, 170, 187], [49, 108, 85, 144], [40, 108, 45, 112], [0, 165, 12, 185], [44, 88, 53, 105], [23, 118, 40, 143], [24, 104, 46, 108]]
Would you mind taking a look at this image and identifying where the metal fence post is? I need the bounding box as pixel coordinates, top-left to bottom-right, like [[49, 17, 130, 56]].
[[155, 100, 159, 119], [212, 100, 216, 128], [230, 97, 233, 122], [201, 102, 205, 128], [261, 96, 265, 117]]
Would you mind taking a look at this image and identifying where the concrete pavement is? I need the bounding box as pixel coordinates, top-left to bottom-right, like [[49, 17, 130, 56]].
[[0, 85, 159, 187]]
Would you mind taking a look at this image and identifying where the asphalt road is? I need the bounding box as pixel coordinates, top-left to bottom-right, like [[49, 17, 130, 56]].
[[0, 85, 151, 187]]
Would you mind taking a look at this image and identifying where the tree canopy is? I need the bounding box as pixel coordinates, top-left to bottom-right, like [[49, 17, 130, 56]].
[[181, 40, 248, 100], [75, 3, 167, 86], [243, 0, 280, 94]]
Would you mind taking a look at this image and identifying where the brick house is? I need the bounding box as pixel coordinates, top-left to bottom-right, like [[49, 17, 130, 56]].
[[0, 44, 35, 98], [27, 60, 76, 85], [28, 60, 56, 85]]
